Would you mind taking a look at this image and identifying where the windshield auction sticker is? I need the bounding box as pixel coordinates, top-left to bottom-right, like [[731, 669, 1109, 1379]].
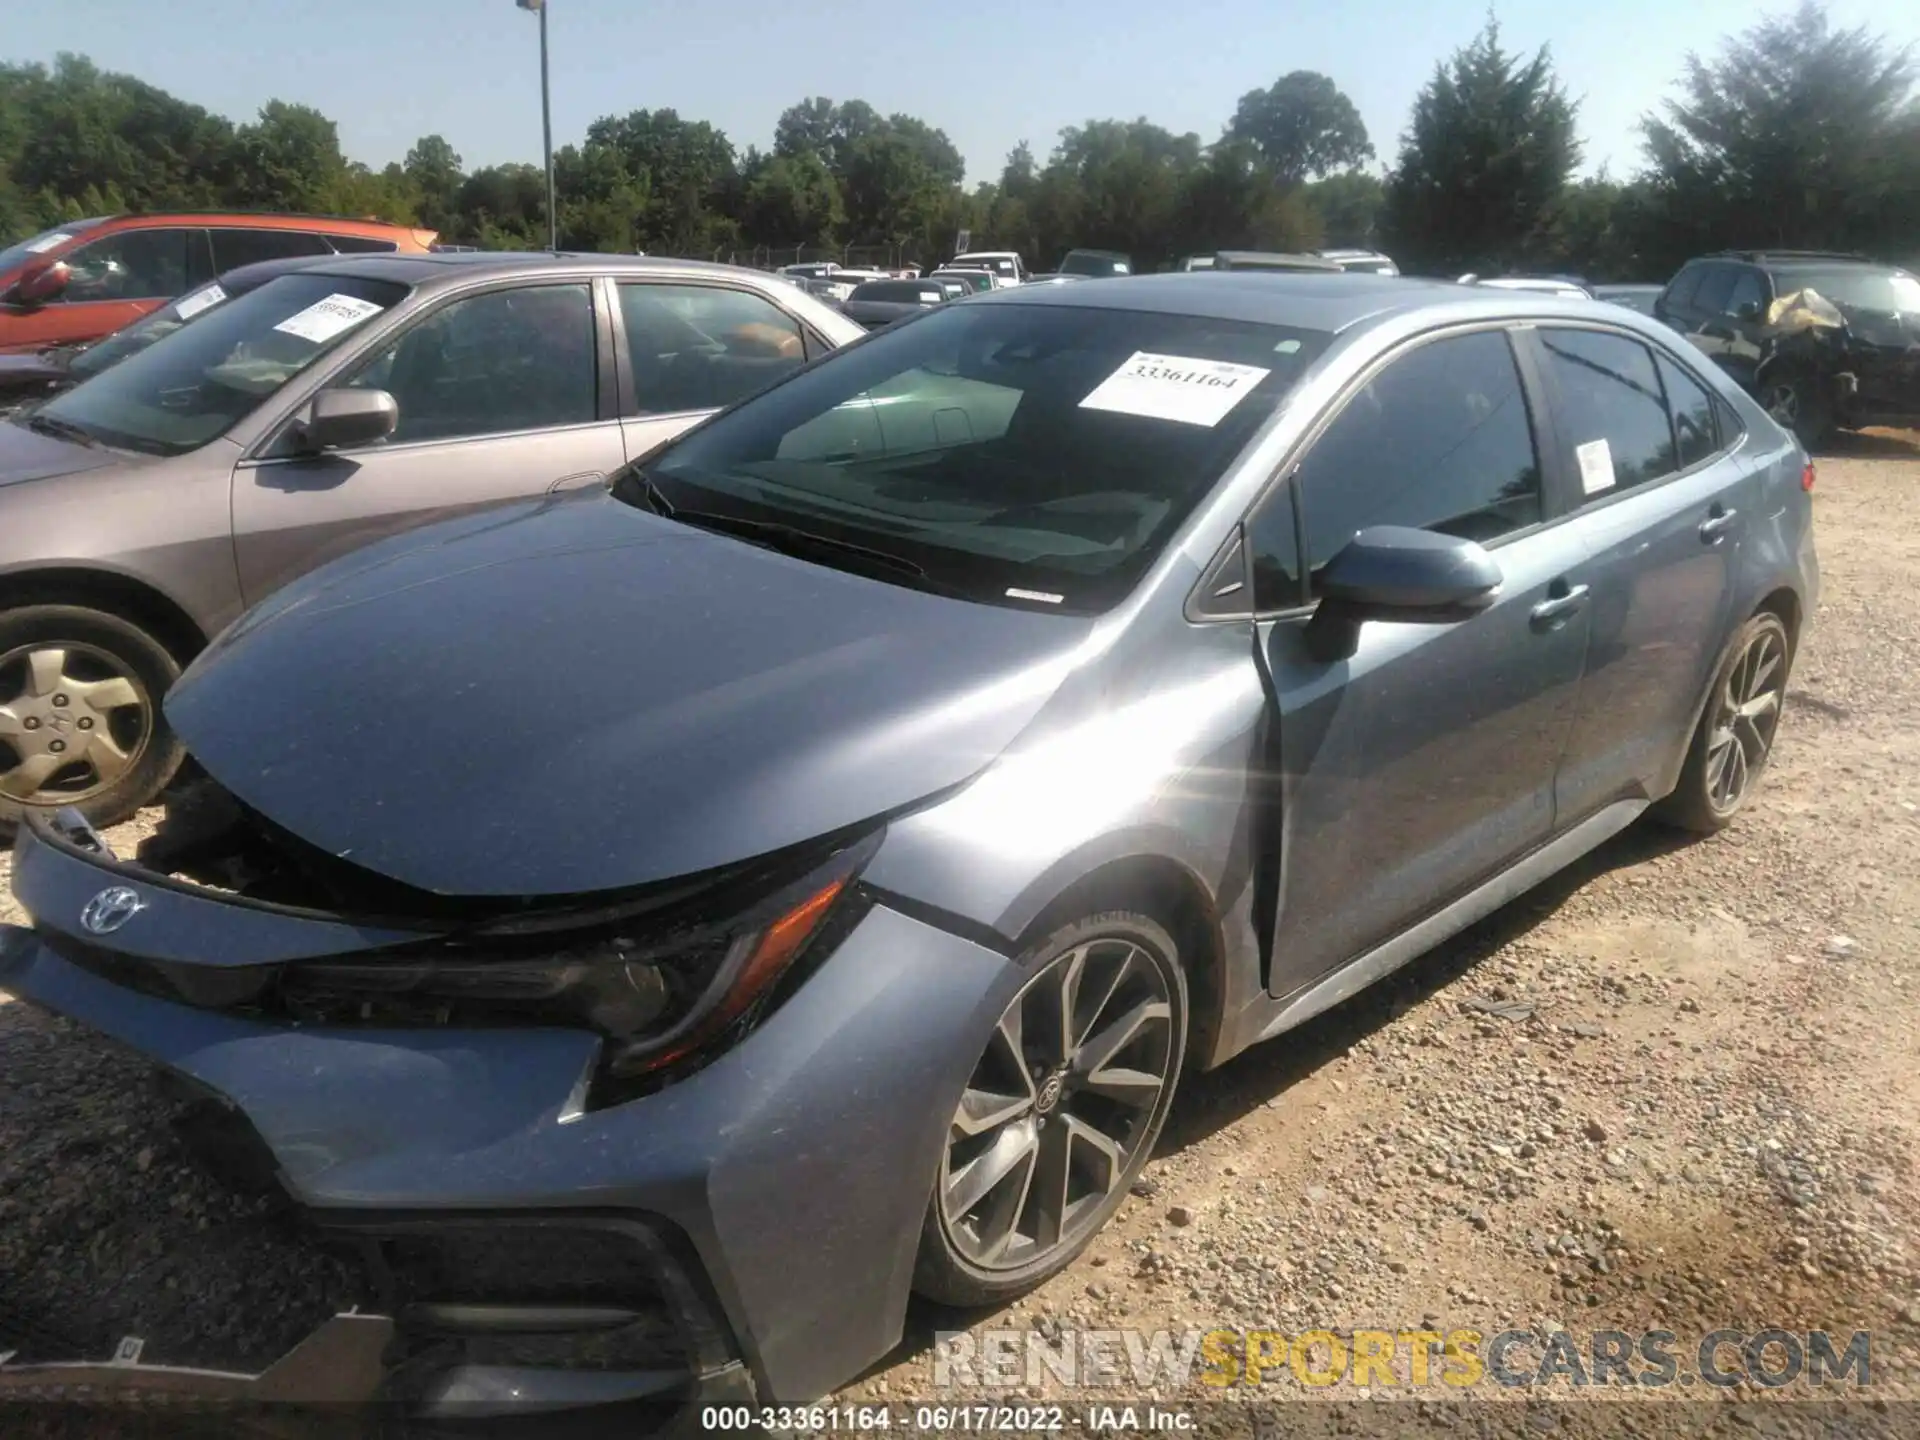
[[1080, 352, 1271, 427], [273, 293, 385, 345], [174, 283, 226, 321]]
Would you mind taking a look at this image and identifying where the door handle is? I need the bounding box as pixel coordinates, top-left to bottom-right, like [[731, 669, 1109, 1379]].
[[1699, 505, 1739, 542], [1530, 583, 1589, 627], [547, 470, 606, 494]]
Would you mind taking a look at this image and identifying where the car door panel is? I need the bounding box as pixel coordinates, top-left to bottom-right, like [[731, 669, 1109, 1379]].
[[231, 278, 622, 605], [1261, 529, 1590, 993], [231, 423, 627, 604], [1244, 326, 1590, 996], [1526, 328, 1745, 822]]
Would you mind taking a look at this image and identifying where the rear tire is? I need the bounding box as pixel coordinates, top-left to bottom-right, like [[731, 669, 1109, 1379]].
[[1656, 611, 1791, 834], [0, 605, 184, 839], [913, 910, 1186, 1307]]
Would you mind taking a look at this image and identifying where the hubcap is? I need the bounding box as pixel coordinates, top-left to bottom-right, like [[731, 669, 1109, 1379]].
[[1705, 628, 1785, 813], [940, 936, 1174, 1271], [0, 644, 150, 805], [1764, 383, 1799, 427]]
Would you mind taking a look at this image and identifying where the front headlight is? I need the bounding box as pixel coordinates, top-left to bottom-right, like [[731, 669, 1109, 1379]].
[[277, 832, 879, 1078]]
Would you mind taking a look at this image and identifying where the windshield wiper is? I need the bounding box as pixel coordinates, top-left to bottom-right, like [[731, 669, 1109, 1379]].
[[22, 412, 100, 448], [617, 466, 967, 598], [613, 467, 678, 518]]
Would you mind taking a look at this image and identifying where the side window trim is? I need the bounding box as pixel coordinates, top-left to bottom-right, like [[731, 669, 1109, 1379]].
[[589, 275, 621, 420], [1190, 320, 1553, 623]]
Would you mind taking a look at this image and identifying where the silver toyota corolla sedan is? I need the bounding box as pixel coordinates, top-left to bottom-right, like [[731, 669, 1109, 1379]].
[[0, 273, 1816, 1421]]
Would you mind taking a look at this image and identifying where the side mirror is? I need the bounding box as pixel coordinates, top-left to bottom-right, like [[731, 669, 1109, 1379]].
[[1735, 301, 1761, 321], [295, 389, 398, 452], [11, 260, 70, 307], [1305, 525, 1502, 661]]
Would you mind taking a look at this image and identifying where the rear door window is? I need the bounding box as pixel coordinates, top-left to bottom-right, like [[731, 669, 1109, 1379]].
[[619, 282, 807, 416], [1656, 353, 1719, 470], [210, 228, 334, 271], [1538, 328, 1678, 498], [325, 234, 402, 254]]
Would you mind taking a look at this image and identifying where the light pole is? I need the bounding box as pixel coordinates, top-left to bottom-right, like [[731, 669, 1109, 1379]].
[[517, 0, 557, 251]]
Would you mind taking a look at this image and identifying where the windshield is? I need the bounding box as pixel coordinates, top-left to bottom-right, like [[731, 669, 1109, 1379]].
[[30, 272, 408, 456], [0, 219, 106, 274], [66, 278, 238, 383], [957, 255, 1019, 276], [1062, 253, 1130, 277], [634, 301, 1331, 614], [1778, 269, 1920, 316]]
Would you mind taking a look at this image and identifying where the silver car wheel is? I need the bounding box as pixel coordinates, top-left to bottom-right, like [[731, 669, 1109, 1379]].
[[0, 642, 152, 804], [939, 936, 1175, 1271], [1705, 625, 1785, 814]]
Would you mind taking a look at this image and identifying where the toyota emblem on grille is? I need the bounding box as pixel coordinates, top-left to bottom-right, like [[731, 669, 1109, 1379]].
[[80, 886, 146, 936]]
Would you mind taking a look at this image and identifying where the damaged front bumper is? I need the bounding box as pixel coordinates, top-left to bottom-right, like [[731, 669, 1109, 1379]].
[[0, 815, 1016, 1416]]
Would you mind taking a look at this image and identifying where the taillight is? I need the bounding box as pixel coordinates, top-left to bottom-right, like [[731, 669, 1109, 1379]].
[[1801, 460, 1817, 492]]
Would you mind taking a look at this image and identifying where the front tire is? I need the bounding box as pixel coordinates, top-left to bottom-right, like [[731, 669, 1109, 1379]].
[[1759, 370, 1833, 451], [913, 911, 1187, 1307], [1657, 611, 1791, 834], [0, 605, 184, 837]]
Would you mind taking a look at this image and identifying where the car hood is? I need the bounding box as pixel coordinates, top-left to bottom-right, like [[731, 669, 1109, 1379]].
[[0, 415, 127, 485], [167, 491, 1096, 898]]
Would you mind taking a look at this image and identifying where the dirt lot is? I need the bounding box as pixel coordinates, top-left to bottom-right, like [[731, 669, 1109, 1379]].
[[3, 436, 1919, 1430]]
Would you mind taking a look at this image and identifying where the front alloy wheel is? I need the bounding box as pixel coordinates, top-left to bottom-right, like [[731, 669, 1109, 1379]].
[[916, 912, 1185, 1305], [0, 604, 184, 835]]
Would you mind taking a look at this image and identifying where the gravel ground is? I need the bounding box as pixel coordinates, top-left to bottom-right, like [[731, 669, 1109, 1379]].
[[3, 435, 1919, 1431]]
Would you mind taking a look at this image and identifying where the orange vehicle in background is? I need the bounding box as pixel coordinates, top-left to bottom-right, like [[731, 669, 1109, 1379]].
[[0, 213, 437, 354]]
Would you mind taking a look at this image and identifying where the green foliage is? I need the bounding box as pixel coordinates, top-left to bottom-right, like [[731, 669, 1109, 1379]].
[[1381, 19, 1583, 275], [1228, 71, 1374, 184], [1638, 2, 1920, 270], [2, 20, 1915, 281]]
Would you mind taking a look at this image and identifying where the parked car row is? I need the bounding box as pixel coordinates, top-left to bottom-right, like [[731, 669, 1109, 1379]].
[[0, 262, 1815, 1424]]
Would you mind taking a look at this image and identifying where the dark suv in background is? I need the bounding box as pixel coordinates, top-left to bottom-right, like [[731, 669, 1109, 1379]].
[[1655, 249, 1920, 446]]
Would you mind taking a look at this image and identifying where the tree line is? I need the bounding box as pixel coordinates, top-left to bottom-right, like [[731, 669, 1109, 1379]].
[[2, 3, 1915, 280]]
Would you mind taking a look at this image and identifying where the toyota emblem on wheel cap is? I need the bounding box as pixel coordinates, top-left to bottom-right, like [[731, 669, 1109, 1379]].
[[80, 886, 146, 936]]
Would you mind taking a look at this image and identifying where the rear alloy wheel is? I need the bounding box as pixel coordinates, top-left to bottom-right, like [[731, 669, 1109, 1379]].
[[1658, 611, 1790, 833], [915, 912, 1186, 1306], [0, 605, 184, 837]]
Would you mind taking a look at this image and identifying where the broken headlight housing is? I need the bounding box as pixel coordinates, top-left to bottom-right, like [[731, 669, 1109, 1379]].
[[276, 831, 880, 1080]]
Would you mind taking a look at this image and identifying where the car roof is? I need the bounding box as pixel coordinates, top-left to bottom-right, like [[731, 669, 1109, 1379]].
[[91, 211, 427, 238], [979, 270, 1578, 333], [230, 251, 797, 291]]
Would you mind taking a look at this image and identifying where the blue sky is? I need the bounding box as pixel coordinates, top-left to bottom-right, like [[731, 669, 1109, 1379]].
[[18, 0, 1918, 184]]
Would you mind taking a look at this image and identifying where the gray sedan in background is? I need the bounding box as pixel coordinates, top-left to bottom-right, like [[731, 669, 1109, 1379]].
[[0, 252, 861, 830], [1, 273, 1815, 1419]]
